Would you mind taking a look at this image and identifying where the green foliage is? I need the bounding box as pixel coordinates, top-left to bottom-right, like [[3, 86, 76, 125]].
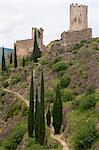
[[2, 121, 27, 149], [38, 71, 45, 145], [52, 60, 69, 72], [1, 47, 6, 71], [11, 74, 22, 85], [71, 41, 85, 53], [31, 29, 41, 62], [22, 105, 29, 116], [28, 71, 34, 137], [14, 43, 17, 68], [39, 56, 48, 65], [79, 94, 97, 111], [22, 57, 25, 67], [60, 75, 71, 88], [2, 80, 9, 88], [0, 91, 7, 97], [45, 88, 55, 103], [53, 83, 62, 134], [61, 88, 75, 102], [73, 120, 98, 150], [46, 105, 51, 127], [4, 102, 21, 120]]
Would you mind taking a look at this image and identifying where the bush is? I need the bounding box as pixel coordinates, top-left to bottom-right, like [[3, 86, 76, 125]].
[[61, 88, 75, 102], [45, 88, 55, 103], [73, 120, 98, 150], [2, 80, 9, 88], [0, 91, 6, 97], [3, 122, 27, 149], [79, 94, 97, 111], [11, 75, 22, 85], [39, 56, 48, 65], [52, 60, 69, 72], [60, 76, 71, 88]]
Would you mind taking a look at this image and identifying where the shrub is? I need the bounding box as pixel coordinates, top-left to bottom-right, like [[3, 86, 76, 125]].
[[73, 120, 98, 150], [11, 75, 22, 85], [2, 80, 9, 88], [60, 76, 71, 88], [45, 88, 55, 103], [79, 94, 97, 111], [3, 122, 27, 149], [0, 91, 6, 97], [61, 88, 75, 102], [39, 56, 48, 65], [52, 60, 69, 72]]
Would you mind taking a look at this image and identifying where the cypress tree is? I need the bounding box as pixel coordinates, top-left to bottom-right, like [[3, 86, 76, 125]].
[[38, 71, 45, 145], [28, 71, 34, 137], [14, 43, 17, 68], [32, 29, 41, 62], [10, 52, 12, 64], [53, 83, 62, 134], [46, 105, 51, 127], [1, 47, 6, 71], [35, 85, 39, 142], [22, 57, 25, 67]]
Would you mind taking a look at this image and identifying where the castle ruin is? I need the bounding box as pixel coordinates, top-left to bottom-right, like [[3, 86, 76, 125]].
[[16, 28, 43, 56], [61, 3, 92, 44]]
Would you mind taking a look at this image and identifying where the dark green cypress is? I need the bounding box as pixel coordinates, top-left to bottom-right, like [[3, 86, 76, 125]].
[[22, 57, 25, 67], [28, 71, 34, 137], [32, 29, 41, 62], [38, 71, 45, 145], [35, 85, 39, 141], [10, 52, 12, 64], [1, 47, 6, 71], [14, 43, 17, 68], [53, 83, 62, 134], [46, 105, 51, 127]]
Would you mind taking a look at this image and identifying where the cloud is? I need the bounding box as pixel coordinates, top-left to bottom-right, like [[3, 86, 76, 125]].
[[0, 13, 24, 33]]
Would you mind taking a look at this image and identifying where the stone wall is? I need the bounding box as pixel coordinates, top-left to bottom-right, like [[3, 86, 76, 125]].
[[70, 4, 88, 31], [61, 28, 92, 45], [16, 39, 34, 56]]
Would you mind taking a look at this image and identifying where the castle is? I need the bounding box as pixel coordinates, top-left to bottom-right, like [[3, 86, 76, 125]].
[[16, 3, 92, 56], [61, 3, 92, 45], [16, 28, 43, 56]]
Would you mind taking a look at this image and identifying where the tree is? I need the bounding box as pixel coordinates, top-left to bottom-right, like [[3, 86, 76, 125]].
[[10, 52, 13, 64], [53, 83, 62, 134], [35, 85, 39, 142], [1, 47, 6, 71], [14, 43, 17, 68], [32, 29, 41, 62], [46, 105, 51, 127], [28, 71, 34, 137], [22, 57, 25, 67], [38, 71, 45, 145]]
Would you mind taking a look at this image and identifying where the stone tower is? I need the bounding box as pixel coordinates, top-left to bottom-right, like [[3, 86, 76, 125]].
[[32, 28, 43, 49], [70, 3, 88, 31]]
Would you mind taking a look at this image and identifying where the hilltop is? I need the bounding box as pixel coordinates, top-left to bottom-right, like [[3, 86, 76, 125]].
[[0, 37, 99, 150]]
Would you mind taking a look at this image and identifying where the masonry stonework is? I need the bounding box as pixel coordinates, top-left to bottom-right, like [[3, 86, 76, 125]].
[[16, 28, 43, 56], [61, 3, 92, 45]]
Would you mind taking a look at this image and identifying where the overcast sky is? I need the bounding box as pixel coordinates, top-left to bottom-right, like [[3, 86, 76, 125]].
[[0, 0, 99, 48]]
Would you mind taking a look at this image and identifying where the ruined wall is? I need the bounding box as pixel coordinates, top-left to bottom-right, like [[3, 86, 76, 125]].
[[16, 28, 43, 56], [70, 4, 88, 31], [16, 39, 34, 56], [61, 28, 92, 45]]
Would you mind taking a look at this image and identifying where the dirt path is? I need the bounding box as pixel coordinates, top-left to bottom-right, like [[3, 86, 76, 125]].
[[2, 88, 29, 107], [50, 123, 69, 150]]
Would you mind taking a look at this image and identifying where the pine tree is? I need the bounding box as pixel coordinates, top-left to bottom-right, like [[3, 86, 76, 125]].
[[1, 47, 6, 71], [46, 105, 51, 127], [10, 52, 12, 64], [35, 85, 39, 142], [28, 71, 34, 137], [22, 57, 25, 67], [14, 43, 17, 68], [32, 29, 41, 62], [38, 71, 45, 145], [53, 83, 62, 134]]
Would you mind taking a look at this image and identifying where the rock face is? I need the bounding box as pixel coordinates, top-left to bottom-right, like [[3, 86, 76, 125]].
[[16, 28, 44, 56]]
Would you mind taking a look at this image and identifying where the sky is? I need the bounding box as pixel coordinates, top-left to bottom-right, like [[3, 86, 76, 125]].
[[0, 0, 99, 48]]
